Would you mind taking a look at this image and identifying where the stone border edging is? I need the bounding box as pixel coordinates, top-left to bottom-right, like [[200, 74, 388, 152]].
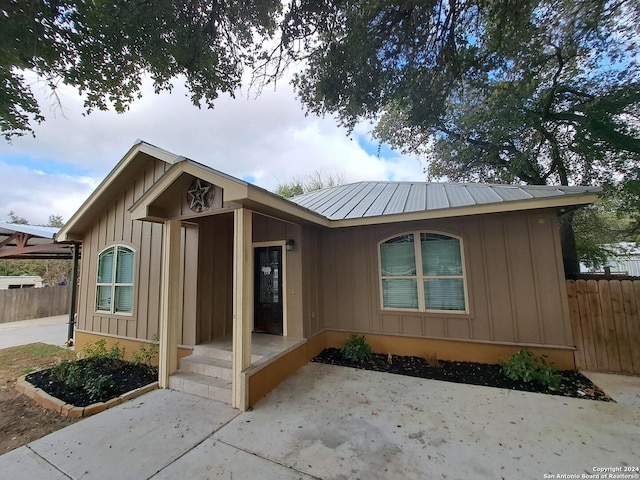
[[15, 375, 159, 418]]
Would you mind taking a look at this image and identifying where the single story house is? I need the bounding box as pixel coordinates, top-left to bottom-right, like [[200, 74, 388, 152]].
[[0, 275, 43, 289], [57, 141, 600, 410], [581, 242, 640, 276]]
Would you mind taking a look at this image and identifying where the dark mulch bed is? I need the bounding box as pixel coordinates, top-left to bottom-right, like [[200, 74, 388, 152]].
[[312, 348, 612, 402], [26, 358, 158, 407]]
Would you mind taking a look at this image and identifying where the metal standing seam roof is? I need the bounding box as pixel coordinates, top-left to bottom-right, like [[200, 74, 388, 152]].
[[0, 222, 75, 259], [288, 182, 601, 221]]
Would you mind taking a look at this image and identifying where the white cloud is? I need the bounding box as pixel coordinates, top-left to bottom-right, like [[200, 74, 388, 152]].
[[0, 163, 96, 225], [0, 74, 425, 225]]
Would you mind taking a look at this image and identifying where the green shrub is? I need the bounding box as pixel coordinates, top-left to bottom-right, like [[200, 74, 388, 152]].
[[131, 336, 159, 366], [84, 374, 116, 400], [50, 360, 83, 389], [79, 339, 123, 361], [341, 335, 372, 362], [500, 349, 562, 389]]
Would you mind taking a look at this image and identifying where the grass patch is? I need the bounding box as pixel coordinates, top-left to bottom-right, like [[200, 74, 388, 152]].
[[18, 367, 36, 376], [16, 343, 70, 358], [0, 343, 75, 378]]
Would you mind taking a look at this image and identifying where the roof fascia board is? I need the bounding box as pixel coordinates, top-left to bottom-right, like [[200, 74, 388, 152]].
[[0, 243, 71, 258], [182, 161, 249, 201], [57, 142, 179, 241], [327, 193, 599, 228], [245, 188, 331, 227], [129, 161, 250, 221]]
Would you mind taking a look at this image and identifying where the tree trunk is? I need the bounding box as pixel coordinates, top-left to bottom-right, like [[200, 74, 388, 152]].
[[559, 210, 580, 276]]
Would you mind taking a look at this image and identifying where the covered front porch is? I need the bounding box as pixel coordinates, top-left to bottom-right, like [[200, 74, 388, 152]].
[[128, 160, 310, 410]]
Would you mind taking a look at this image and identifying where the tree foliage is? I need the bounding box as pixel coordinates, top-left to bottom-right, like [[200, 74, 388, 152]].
[[8, 210, 28, 224], [275, 171, 346, 198], [4, 1, 639, 271], [273, 0, 640, 272], [573, 202, 637, 269], [284, 0, 639, 186], [1, 0, 282, 139]]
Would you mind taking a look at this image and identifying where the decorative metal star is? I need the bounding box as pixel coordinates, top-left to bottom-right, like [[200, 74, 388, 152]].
[[187, 179, 214, 213]]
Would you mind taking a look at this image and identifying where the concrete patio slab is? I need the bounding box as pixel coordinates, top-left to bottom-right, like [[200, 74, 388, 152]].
[[0, 363, 638, 479], [151, 437, 315, 480], [0, 446, 68, 480], [215, 363, 640, 479], [581, 371, 640, 408], [28, 389, 239, 480]]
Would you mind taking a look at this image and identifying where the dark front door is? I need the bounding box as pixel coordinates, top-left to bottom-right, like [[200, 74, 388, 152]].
[[254, 246, 283, 335]]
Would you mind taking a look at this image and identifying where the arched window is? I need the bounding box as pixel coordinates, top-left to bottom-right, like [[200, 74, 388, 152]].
[[379, 232, 467, 312], [96, 245, 135, 314]]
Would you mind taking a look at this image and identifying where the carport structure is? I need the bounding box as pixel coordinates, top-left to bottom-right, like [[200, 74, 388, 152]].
[[0, 222, 81, 341]]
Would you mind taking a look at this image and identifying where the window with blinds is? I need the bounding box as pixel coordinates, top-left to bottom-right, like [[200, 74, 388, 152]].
[[379, 232, 467, 313], [96, 245, 135, 314]]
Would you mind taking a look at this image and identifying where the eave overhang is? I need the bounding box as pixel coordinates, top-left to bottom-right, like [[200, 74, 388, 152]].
[[56, 140, 602, 240], [57, 141, 181, 242], [326, 192, 600, 228]]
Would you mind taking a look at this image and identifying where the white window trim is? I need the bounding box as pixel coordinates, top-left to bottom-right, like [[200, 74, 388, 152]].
[[378, 231, 469, 314], [95, 244, 136, 316]]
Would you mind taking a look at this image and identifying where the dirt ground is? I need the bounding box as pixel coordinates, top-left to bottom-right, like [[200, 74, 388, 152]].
[[0, 343, 79, 454]]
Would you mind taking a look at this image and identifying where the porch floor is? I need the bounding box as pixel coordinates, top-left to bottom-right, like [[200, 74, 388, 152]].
[[198, 333, 306, 366]]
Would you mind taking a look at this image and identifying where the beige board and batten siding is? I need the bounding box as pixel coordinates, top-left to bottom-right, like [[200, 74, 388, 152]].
[[76, 155, 196, 344], [253, 214, 304, 338], [195, 213, 234, 343], [301, 225, 322, 338], [318, 209, 572, 348]]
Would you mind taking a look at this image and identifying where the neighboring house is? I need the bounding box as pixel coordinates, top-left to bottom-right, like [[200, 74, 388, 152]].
[[0, 276, 43, 289], [57, 141, 600, 410], [581, 242, 640, 276]]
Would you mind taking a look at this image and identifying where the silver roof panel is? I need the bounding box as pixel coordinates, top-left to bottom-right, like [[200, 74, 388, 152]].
[[289, 182, 600, 221]]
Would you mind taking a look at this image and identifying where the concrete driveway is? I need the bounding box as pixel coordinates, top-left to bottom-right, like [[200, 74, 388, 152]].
[[0, 315, 69, 349], [2, 362, 639, 479]]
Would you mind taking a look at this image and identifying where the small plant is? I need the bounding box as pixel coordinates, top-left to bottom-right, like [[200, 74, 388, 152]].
[[500, 349, 562, 389], [77, 339, 111, 359], [341, 335, 372, 363], [78, 339, 124, 368], [84, 374, 116, 400], [424, 352, 442, 368], [50, 360, 83, 389], [131, 335, 159, 366]]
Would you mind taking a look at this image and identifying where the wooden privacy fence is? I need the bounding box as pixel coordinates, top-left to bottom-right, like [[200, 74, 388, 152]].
[[567, 279, 640, 375], [0, 285, 70, 323]]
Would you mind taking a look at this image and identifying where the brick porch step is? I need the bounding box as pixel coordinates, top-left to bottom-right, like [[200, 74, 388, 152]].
[[179, 355, 232, 380], [168, 371, 232, 404]]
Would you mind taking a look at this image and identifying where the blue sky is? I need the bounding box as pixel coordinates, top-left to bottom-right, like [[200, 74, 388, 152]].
[[0, 76, 424, 225], [2, 153, 94, 178]]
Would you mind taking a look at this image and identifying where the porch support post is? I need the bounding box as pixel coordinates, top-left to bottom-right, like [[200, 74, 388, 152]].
[[66, 242, 80, 344], [232, 208, 253, 410], [159, 219, 182, 388]]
